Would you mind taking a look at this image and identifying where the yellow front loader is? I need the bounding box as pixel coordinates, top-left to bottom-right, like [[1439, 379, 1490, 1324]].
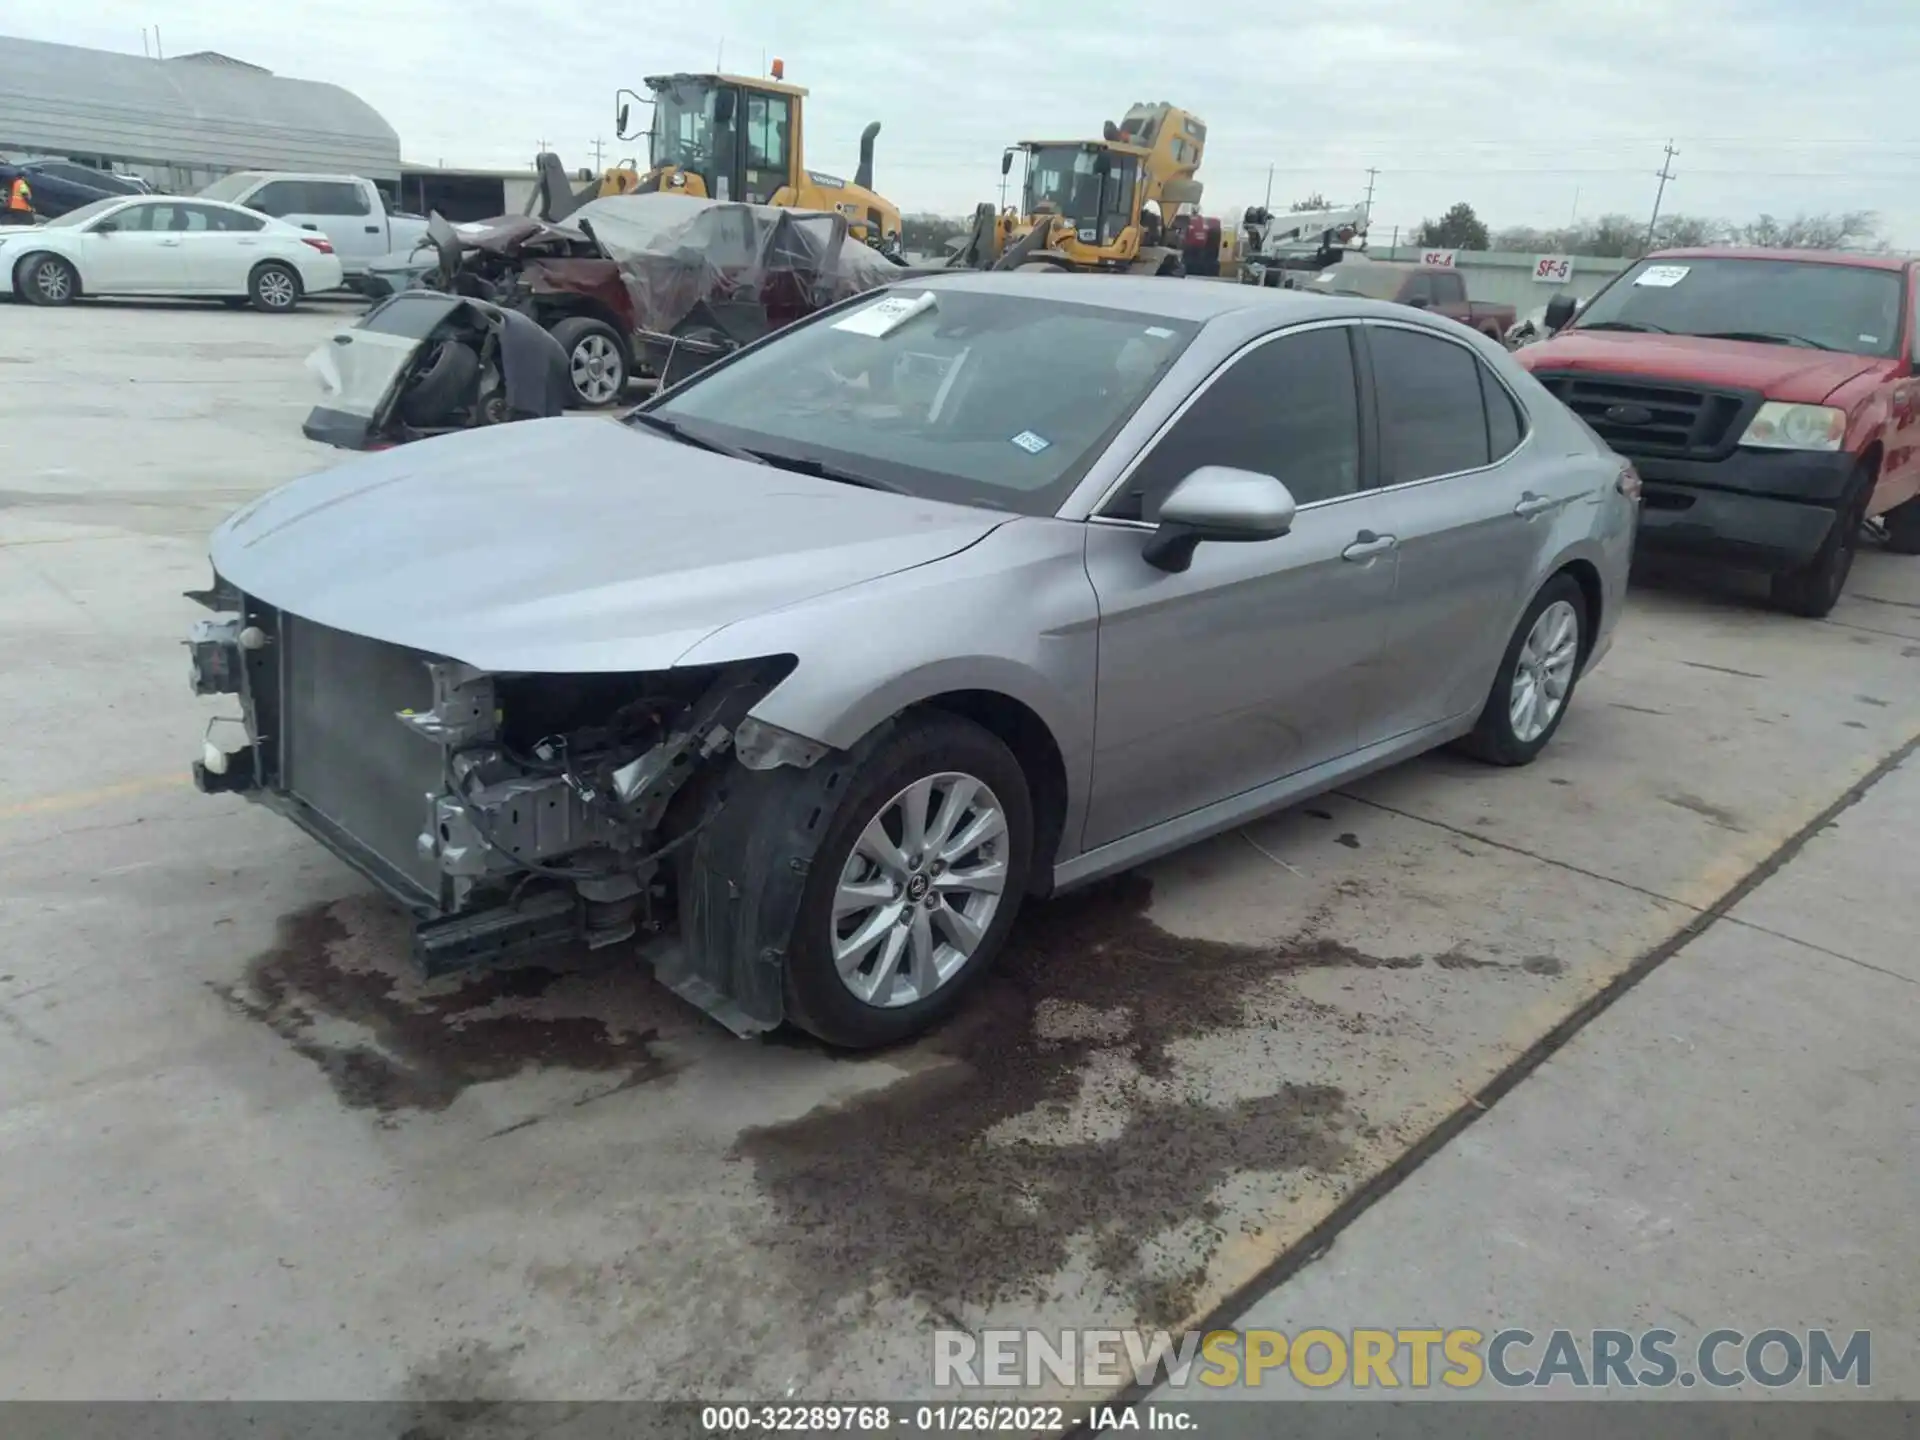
[[951, 102, 1207, 275], [614, 62, 903, 256]]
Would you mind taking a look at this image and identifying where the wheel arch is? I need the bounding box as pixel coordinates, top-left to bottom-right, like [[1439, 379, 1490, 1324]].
[[913, 688, 1070, 899], [1552, 556, 1605, 670]]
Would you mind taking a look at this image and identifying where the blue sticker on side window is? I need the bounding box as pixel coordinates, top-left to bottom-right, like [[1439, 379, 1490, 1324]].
[[1010, 430, 1051, 455]]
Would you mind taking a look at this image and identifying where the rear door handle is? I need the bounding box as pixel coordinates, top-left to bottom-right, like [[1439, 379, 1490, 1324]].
[[1514, 493, 1556, 518], [1341, 531, 1397, 561], [158, 238, 181, 247]]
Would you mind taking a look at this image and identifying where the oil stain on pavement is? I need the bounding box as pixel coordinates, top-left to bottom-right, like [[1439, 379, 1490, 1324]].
[[214, 901, 677, 1123], [737, 873, 1555, 1329]]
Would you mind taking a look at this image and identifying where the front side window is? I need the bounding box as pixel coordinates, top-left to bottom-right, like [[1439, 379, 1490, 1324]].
[[1574, 256, 1904, 358], [1024, 146, 1108, 227], [648, 289, 1199, 517], [1105, 326, 1363, 521], [1369, 326, 1494, 483]]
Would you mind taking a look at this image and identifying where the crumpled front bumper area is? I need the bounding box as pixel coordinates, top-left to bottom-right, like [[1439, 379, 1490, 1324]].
[[187, 578, 812, 1032]]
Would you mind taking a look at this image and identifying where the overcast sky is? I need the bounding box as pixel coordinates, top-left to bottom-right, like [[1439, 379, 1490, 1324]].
[[7, 0, 1919, 246]]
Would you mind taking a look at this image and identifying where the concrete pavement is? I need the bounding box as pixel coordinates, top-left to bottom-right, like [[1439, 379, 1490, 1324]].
[[1152, 748, 1920, 1413]]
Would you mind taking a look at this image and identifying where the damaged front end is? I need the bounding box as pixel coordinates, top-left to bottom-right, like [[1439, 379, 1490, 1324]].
[[187, 577, 829, 1035]]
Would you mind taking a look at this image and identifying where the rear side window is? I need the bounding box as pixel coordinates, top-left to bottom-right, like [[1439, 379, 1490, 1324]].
[[246, 181, 301, 217], [302, 181, 371, 216], [193, 203, 262, 232], [1481, 364, 1525, 459], [1368, 325, 1493, 482], [1106, 325, 1362, 520]]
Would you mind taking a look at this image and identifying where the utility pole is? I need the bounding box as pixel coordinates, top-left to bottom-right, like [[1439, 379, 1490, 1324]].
[[588, 137, 606, 169], [536, 138, 550, 159], [1262, 163, 1274, 211], [1362, 167, 1379, 224], [1645, 140, 1678, 250]]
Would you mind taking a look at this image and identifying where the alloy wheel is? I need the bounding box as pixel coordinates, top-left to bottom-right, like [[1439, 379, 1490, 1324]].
[[830, 771, 1009, 1008], [1509, 599, 1580, 744], [570, 334, 622, 404], [257, 269, 296, 309]]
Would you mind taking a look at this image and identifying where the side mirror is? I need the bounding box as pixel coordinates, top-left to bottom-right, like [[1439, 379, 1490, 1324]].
[[1092, 152, 1112, 178], [92, 221, 117, 234], [714, 88, 736, 125], [1141, 466, 1297, 573], [617, 103, 630, 136], [1000, 149, 1014, 177], [1544, 293, 1578, 333], [1405, 294, 1431, 310]]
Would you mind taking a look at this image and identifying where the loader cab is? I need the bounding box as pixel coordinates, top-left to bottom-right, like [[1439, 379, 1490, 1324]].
[[1019, 142, 1142, 250], [618, 73, 802, 208]]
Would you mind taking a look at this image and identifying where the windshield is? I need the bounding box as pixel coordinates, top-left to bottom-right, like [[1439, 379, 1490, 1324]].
[[650, 80, 721, 184], [1023, 146, 1118, 228], [1310, 263, 1406, 300], [1574, 257, 1906, 357], [196, 172, 265, 203], [648, 288, 1199, 516], [45, 197, 124, 229]]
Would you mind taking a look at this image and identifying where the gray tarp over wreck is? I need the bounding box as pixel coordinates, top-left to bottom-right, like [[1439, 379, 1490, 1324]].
[[568, 191, 906, 335]]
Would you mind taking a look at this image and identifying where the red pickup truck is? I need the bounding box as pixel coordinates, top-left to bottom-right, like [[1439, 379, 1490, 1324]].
[[1517, 247, 1920, 616], [1305, 259, 1516, 340]]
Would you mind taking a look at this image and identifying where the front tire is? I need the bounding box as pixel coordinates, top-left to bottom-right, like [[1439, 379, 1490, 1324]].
[[549, 316, 629, 408], [1458, 574, 1588, 767], [20, 253, 78, 306], [1769, 473, 1868, 617], [249, 262, 301, 313], [783, 712, 1034, 1049]]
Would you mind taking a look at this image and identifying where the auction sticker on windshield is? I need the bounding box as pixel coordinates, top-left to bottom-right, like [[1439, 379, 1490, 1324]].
[[834, 291, 938, 337], [1010, 431, 1052, 455], [1635, 265, 1691, 287]]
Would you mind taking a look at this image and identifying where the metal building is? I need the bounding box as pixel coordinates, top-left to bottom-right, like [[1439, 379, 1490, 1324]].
[[0, 34, 400, 193]]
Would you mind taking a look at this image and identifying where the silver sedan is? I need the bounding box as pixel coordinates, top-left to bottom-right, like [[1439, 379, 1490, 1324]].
[[188, 271, 1638, 1048]]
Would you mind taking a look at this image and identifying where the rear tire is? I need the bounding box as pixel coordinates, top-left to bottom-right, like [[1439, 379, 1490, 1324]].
[[248, 262, 301, 313], [783, 712, 1034, 1050], [1881, 493, 1920, 555], [20, 253, 77, 306], [1457, 573, 1589, 767], [1769, 471, 1869, 617], [549, 315, 629, 408]]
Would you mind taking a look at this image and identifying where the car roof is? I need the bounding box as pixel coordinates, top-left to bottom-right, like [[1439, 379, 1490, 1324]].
[[908, 268, 1465, 334], [1648, 246, 1910, 272], [913, 269, 1331, 322]]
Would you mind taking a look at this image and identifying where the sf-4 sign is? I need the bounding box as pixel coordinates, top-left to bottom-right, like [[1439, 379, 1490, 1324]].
[[1533, 255, 1575, 283], [1420, 249, 1457, 268]]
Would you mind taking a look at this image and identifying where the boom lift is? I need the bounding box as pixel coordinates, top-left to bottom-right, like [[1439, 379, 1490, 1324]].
[[614, 61, 902, 255]]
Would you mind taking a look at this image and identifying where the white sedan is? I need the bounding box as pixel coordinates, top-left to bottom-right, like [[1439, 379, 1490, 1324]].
[[0, 195, 344, 312]]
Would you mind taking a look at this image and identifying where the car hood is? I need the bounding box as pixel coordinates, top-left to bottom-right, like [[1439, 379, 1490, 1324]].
[[208, 417, 1009, 673], [1517, 330, 1888, 405]]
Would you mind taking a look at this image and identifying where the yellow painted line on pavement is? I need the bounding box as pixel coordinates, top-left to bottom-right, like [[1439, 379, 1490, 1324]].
[[0, 773, 187, 821]]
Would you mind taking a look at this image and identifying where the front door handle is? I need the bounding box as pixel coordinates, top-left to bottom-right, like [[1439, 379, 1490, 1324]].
[[158, 238, 181, 246], [1341, 531, 1397, 561], [364, 225, 379, 233], [1514, 493, 1556, 519]]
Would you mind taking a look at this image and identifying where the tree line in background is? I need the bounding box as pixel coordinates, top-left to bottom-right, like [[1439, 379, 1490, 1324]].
[[1411, 200, 1889, 257], [898, 199, 1892, 261]]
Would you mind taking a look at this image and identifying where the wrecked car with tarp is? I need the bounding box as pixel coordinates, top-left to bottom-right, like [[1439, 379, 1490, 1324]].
[[566, 191, 918, 387]]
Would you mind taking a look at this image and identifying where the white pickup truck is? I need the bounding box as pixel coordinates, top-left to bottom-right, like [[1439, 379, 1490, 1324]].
[[195, 173, 429, 289]]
